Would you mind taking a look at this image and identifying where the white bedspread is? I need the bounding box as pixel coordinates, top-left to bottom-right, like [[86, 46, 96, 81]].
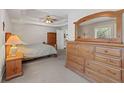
[[18, 43, 57, 59]]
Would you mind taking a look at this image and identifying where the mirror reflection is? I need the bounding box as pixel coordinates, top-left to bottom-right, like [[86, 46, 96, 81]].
[[78, 17, 116, 39]]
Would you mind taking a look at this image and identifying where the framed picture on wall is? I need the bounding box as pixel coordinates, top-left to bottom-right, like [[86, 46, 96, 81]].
[[3, 22, 5, 31]]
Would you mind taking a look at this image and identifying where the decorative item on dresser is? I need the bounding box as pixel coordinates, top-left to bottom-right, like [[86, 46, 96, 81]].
[[66, 10, 124, 83]]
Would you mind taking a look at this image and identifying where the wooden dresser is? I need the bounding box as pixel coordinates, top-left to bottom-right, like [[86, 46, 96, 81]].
[[66, 41, 124, 83], [66, 10, 124, 83]]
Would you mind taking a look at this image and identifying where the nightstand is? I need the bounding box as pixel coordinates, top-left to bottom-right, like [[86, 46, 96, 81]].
[[6, 52, 23, 80]]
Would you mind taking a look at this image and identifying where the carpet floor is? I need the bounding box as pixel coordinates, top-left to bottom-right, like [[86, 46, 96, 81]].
[[3, 49, 89, 83]]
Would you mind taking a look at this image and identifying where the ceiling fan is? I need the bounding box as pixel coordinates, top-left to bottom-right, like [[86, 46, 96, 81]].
[[42, 15, 57, 24]]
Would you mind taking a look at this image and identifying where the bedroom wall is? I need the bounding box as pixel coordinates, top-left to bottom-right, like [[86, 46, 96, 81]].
[[0, 9, 11, 82], [11, 23, 57, 44], [56, 25, 68, 49], [68, 9, 117, 41], [60, 25, 68, 48], [0, 10, 12, 45], [0, 10, 5, 82]]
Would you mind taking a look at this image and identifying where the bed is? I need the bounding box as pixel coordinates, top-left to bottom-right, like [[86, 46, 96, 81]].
[[17, 43, 57, 60], [5, 32, 57, 61]]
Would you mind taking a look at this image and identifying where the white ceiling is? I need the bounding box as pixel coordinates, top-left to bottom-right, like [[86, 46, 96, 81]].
[[7, 9, 118, 27], [7, 9, 69, 27]]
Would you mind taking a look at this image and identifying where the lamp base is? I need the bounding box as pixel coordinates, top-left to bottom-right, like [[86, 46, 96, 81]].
[[9, 46, 17, 57]]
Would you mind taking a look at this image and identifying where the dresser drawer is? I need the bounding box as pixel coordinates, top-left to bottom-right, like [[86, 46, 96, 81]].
[[67, 43, 76, 49], [77, 44, 94, 59], [67, 48, 76, 56], [86, 61, 121, 81], [85, 68, 120, 83], [95, 54, 121, 67], [67, 55, 84, 65], [122, 69, 124, 82], [96, 47, 121, 57], [67, 61, 84, 72]]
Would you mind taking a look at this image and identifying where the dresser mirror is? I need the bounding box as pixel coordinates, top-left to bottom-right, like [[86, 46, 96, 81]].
[[79, 17, 116, 39], [74, 11, 122, 43]]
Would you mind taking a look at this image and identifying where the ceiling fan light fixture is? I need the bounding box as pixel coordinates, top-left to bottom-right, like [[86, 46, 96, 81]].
[[45, 19, 53, 24], [44, 16, 54, 24]]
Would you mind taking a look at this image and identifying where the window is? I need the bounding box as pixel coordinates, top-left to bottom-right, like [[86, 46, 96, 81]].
[[95, 27, 112, 39]]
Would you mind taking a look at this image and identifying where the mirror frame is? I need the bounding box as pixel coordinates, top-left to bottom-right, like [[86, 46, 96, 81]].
[[74, 10, 123, 44]]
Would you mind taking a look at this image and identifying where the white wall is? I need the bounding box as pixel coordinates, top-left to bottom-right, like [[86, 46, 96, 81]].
[[56, 29, 65, 49], [0, 10, 11, 45], [68, 9, 117, 41], [0, 9, 11, 82], [4, 11, 12, 32], [56, 25, 68, 49], [11, 23, 57, 44], [61, 25, 68, 30], [0, 10, 5, 82]]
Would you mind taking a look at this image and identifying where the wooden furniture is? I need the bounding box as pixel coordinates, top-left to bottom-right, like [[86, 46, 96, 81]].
[[5, 32, 12, 58], [74, 11, 122, 43], [66, 10, 124, 83], [47, 32, 57, 48], [6, 52, 23, 80], [5, 32, 11, 42]]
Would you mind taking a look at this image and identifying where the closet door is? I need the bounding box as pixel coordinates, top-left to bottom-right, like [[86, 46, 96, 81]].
[[47, 32, 56, 48]]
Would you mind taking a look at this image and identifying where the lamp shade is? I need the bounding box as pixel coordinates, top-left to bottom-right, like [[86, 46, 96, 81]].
[[6, 35, 24, 45]]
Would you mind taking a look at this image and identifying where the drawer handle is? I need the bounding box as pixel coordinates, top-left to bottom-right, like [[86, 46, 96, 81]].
[[109, 59, 114, 63], [104, 50, 108, 53], [107, 70, 116, 75], [87, 63, 89, 65]]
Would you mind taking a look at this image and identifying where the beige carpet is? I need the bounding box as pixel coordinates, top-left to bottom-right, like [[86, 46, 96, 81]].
[[3, 49, 89, 83]]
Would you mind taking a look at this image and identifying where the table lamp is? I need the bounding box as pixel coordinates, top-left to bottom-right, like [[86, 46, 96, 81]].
[[6, 34, 24, 56]]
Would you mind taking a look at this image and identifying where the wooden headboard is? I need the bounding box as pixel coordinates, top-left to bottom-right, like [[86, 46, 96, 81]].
[[5, 32, 12, 57]]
